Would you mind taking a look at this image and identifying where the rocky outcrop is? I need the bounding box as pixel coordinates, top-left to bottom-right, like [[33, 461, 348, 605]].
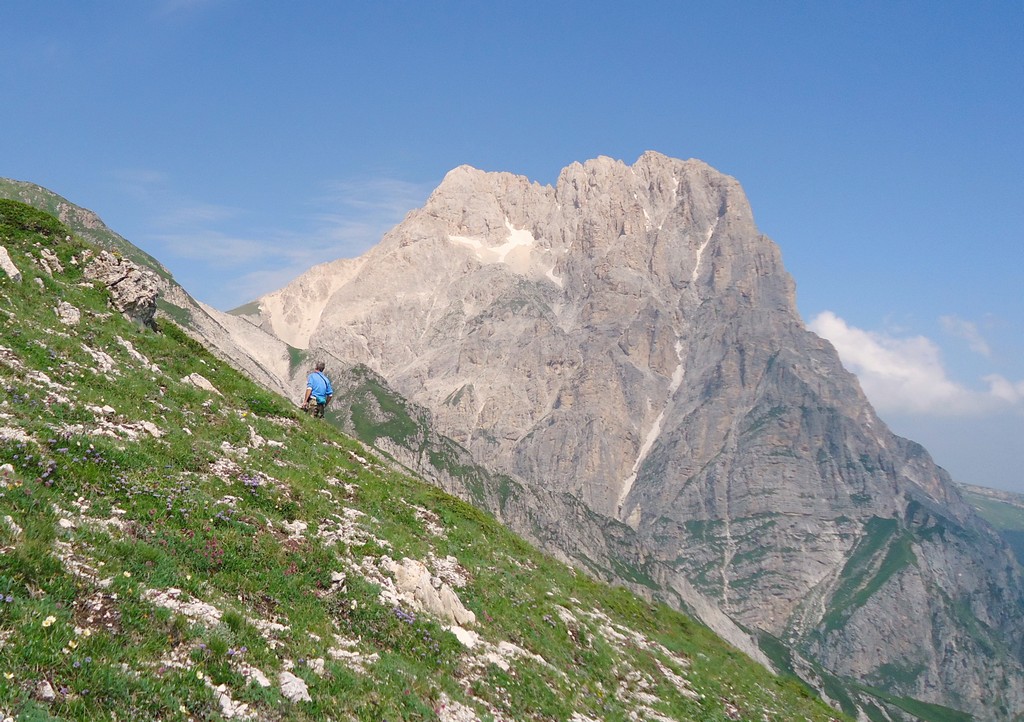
[[239, 152, 1024, 718], [0, 246, 21, 282], [84, 251, 158, 329], [0, 178, 297, 415]]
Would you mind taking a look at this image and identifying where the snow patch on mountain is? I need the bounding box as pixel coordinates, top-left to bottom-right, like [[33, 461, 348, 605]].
[[449, 219, 562, 287]]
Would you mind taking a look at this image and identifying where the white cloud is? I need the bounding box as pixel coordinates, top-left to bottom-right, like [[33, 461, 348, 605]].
[[984, 374, 1024, 405], [808, 311, 1023, 417], [940, 315, 991, 357]]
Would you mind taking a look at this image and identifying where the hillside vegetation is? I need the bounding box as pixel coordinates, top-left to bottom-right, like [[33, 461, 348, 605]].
[[0, 200, 844, 719], [961, 484, 1024, 566]]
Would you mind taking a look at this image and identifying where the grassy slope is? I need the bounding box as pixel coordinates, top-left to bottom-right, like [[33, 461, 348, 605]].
[[0, 201, 846, 720], [960, 485, 1024, 567], [0, 180, 169, 280]]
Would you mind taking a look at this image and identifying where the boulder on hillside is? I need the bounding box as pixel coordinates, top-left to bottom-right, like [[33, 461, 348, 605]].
[[0, 246, 21, 282], [84, 250, 158, 329]]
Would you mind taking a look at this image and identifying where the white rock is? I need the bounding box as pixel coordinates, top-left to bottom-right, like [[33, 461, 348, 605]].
[[0, 247, 21, 282], [84, 250, 157, 327], [181, 373, 221, 395], [448, 625, 480, 649], [142, 588, 222, 627], [36, 679, 56, 701], [239, 663, 271, 688], [40, 248, 64, 274], [389, 557, 476, 626], [281, 519, 308, 537], [139, 421, 164, 438], [55, 301, 81, 326], [278, 670, 311, 703]]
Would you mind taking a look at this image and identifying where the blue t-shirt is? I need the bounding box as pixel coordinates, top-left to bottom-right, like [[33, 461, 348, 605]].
[[307, 371, 333, 403]]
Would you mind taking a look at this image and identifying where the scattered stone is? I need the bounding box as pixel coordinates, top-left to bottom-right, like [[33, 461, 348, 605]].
[[238, 663, 272, 688], [2, 515, 23, 537], [0, 426, 33, 445], [0, 345, 23, 370], [83, 250, 158, 328], [116, 336, 160, 372], [248, 425, 266, 448], [435, 693, 480, 722], [0, 247, 21, 282], [72, 591, 122, 634], [138, 420, 164, 438], [281, 519, 307, 539], [55, 301, 81, 326], [387, 557, 476, 626], [211, 682, 253, 720], [326, 635, 380, 674], [82, 344, 118, 375], [181, 372, 221, 395], [86, 404, 117, 418], [278, 670, 311, 703], [35, 680, 56, 702], [448, 625, 480, 649], [142, 588, 223, 627], [40, 248, 64, 275], [209, 455, 242, 481]]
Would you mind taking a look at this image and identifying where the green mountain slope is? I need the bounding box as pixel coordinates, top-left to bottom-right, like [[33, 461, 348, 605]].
[[960, 484, 1024, 567], [322, 360, 980, 722], [0, 200, 848, 719]]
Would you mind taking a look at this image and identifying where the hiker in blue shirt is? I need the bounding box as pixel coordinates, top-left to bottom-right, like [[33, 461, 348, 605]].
[[302, 361, 333, 418]]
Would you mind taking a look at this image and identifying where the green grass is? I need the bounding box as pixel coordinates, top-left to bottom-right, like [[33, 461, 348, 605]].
[[851, 683, 974, 722], [228, 300, 261, 316], [0, 200, 850, 720], [962, 489, 1024, 564], [287, 345, 308, 376], [966, 494, 1024, 531], [822, 517, 907, 631]]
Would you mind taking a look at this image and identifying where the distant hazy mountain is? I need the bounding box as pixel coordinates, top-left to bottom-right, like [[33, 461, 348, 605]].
[[230, 152, 1024, 719]]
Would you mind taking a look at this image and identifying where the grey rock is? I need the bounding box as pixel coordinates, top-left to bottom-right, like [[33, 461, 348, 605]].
[[278, 670, 311, 703], [0, 246, 21, 282], [180, 372, 221, 396], [40, 248, 64, 275], [55, 301, 81, 326], [216, 152, 1023, 718], [84, 251, 158, 328], [36, 679, 56, 701]]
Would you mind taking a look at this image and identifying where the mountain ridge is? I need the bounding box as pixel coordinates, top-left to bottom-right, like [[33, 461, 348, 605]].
[[5, 157, 1022, 719], [230, 151, 1023, 719], [0, 195, 849, 721]]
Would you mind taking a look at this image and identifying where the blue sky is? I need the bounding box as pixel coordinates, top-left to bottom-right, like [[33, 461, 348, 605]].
[[2, 1, 1022, 493]]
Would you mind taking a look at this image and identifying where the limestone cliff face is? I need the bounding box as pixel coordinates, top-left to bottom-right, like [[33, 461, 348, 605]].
[[249, 152, 1022, 718]]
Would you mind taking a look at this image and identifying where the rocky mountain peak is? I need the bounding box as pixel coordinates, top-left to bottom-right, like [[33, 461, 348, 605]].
[[231, 153, 1023, 718]]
